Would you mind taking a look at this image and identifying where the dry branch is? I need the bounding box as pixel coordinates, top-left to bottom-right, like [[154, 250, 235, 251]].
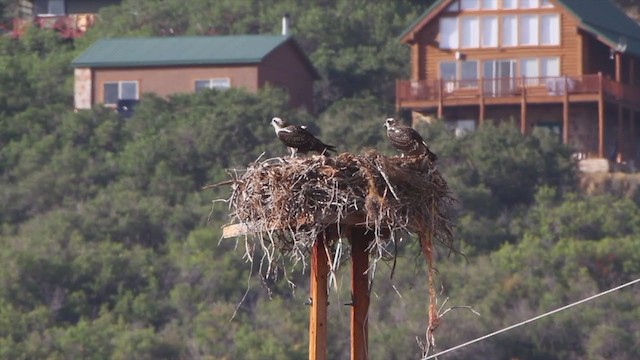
[[218, 150, 455, 270], [211, 150, 458, 355]]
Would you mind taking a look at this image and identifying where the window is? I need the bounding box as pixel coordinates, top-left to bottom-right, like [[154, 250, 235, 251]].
[[48, 0, 65, 14], [481, 16, 498, 47], [520, 0, 540, 9], [460, 61, 478, 87], [502, 0, 517, 9], [439, 61, 478, 89], [540, 0, 554, 8], [460, 17, 480, 48], [103, 81, 138, 105], [520, 57, 560, 85], [521, 58, 539, 85], [540, 14, 560, 45], [519, 15, 539, 46], [481, 0, 498, 10], [35, 0, 65, 15], [460, 0, 479, 10], [502, 15, 517, 46], [445, 0, 460, 12], [440, 17, 458, 49], [440, 62, 457, 81], [540, 57, 560, 77], [483, 59, 517, 96], [195, 78, 231, 92]]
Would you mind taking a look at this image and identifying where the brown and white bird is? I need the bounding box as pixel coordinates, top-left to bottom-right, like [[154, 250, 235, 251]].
[[384, 117, 437, 161], [270, 117, 336, 157]]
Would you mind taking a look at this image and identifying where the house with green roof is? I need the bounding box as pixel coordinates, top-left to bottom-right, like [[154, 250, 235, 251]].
[[71, 34, 320, 112], [396, 0, 640, 170]]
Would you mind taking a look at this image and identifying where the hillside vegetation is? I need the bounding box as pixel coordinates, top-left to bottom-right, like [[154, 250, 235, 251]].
[[1, 1, 639, 359]]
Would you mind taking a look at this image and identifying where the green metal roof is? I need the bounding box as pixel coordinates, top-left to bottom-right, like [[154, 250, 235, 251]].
[[72, 34, 316, 70], [400, 0, 640, 57], [560, 0, 640, 56]]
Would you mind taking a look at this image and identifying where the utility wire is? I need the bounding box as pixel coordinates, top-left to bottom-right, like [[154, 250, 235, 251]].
[[425, 277, 640, 359]]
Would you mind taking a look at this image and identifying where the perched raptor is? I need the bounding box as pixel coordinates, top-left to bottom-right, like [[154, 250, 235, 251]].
[[270, 117, 336, 157], [384, 117, 437, 161]]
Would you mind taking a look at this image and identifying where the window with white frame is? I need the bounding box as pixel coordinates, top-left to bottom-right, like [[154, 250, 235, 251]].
[[502, 0, 518, 9], [35, 0, 65, 15], [103, 81, 138, 105], [440, 60, 479, 89], [460, 16, 480, 48], [440, 11, 559, 49], [194, 78, 231, 92], [481, 0, 498, 10], [540, 14, 560, 45], [540, 57, 560, 76], [520, 0, 540, 9], [445, 1, 460, 12], [460, 0, 479, 10], [481, 16, 498, 47], [519, 15, 539, 46], [502, 15, 517, 47], [520, 57, 560, 85], [440, 17, 459, 49], [521, 58, 539, 85], [540, 0, 554, 8], [460, 61, 479, 87]]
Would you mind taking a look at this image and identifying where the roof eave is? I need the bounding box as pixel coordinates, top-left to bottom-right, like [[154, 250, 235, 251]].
[[70, 59, 263, 68], [399, 0, 451, 44]]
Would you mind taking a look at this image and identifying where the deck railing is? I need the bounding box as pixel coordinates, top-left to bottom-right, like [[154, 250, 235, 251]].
[[11, 14, 96, 38], [396, 74, 640, 104]]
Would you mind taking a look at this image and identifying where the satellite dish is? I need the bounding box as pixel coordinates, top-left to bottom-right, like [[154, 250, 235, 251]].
[[616, 36, 628, 53]]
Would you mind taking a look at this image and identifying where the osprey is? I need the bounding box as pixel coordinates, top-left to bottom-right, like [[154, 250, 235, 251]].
[[270, 117, 336, 157], [384, 118, 437, 162]]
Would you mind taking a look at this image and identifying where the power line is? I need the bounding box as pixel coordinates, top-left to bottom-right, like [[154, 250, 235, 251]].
[[424, 277, 640, 359]]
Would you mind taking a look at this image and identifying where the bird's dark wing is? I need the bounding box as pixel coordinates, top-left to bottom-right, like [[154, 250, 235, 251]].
[[278, 125, 335, 153], [388, 126, 437, 160]]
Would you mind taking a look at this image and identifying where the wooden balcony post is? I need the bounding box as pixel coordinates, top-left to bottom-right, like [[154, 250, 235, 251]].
[[520, 85, 527, 134], [631, 110, 637, 165], [309, 234, 329, 360], [618, 104, 624, 162], [479, 78, 485, 126], [615, 52, 622, 83], [350, 227, 372, 360], [563, 76, 570, 145], [598, 72, 605, 158], [437, 79, 443, 119]]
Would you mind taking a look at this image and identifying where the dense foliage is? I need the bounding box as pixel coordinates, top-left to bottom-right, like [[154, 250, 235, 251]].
[[1, 1, 639, 359]]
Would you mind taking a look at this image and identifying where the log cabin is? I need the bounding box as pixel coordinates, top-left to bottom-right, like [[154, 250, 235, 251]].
[[396, 0, 640, 169]]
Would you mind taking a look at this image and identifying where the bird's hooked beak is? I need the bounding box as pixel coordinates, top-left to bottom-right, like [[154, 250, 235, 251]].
[[384, 118, 394, 129]]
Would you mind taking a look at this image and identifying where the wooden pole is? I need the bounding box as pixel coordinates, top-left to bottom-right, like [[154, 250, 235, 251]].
[[309, 234, 329, 360], [598, 73, 605, 158], [479, 78, 485, 126], [615, 52, 622, 83], [520, 85, 527, 134], [618, 104, 624, 162], [437, 79, 444, 119], [631, 110, 636, 165], [563, 76, 570, 145], [350, 227, 372, 360]]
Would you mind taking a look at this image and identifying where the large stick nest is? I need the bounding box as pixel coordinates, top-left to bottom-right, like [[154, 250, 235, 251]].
[[223, 149, 456, 274]]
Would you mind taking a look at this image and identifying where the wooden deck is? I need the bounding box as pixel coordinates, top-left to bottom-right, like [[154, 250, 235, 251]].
[[396, 73, 640, 162], [396, 74, 640, 112]]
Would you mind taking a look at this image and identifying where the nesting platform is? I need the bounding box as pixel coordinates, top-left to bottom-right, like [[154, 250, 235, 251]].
[[218, 150, 455, 360]]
